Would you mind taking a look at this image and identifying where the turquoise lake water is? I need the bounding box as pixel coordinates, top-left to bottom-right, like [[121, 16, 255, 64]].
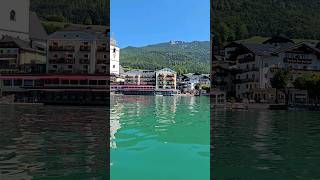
[[110, 95, 210, 180]]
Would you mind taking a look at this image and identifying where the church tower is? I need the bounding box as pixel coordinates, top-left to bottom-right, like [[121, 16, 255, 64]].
[[0, 0, 30, 40]]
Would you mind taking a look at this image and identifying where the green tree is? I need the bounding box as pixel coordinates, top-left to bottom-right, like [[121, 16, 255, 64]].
[[270, 69, 290, 104]]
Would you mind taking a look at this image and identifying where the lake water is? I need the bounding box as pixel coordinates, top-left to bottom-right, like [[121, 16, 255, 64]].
[[110, 95, 210, 180], [0, 105, 108, 179], [212, 110, 320, 180]]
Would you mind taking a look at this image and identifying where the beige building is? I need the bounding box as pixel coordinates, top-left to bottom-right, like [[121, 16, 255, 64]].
[[0, 36, 46, 74], [47, 28, 109, 74], [156, 68, 177, 90]]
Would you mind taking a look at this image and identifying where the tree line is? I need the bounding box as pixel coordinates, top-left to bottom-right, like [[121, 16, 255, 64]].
[[213, 0, 320, 43]]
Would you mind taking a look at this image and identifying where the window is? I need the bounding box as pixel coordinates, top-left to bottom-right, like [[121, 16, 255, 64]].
[[104, 54, 107, 59], [53, 65, 57, 69], [80, 80, 88, 85], [264, 74, 268, 78], [113, 65, 116, 68], [62, 80, 69, 85], [113, 48, 116, 53], [3, 80, 12, 86], [246, 84, 249, 89], [70, 80, 78, 85], [264, 63, 268, 68], [68, 65, 73, 69], [14, 80, 22, 86], [10, 10, 16, 21]]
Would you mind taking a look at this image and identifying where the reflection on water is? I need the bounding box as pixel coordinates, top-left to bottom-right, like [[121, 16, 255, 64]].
[[110, 95, 210, 180], [212, 110, 320, 180], [0, 105, 108, 179]]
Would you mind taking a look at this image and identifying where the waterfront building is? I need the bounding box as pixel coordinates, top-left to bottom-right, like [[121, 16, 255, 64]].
[[124, 69, 156, 86], [178, 73, 210, 92], [110, 38, 120, 75], [0, 36, 46, 74], [47, 28, 109, 74], [214, 36, 320, 103], [155, 68, 177, 90]]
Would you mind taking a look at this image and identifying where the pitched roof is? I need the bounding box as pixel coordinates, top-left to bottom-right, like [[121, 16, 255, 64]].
[[0, 36, 44, 53], [262, 36, 295, 44], [29, 12, 48, 41]]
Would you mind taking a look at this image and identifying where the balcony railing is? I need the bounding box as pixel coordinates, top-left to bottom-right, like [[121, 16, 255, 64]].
[[49, 58, 75, 64], [49, 46, 75, 52], [97, 59, 107, 64], [234, 78, 259, 83], [80, 59, 90, 64], [80, 46, 91, 52], [0, 54, 18, 59], [97, 46, 107, 52]]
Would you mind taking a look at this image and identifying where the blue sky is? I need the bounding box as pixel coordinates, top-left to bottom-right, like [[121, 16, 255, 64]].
[[111, 0, 210, 48]]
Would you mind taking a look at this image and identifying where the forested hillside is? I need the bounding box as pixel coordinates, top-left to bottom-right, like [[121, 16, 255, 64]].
[[30, 0, 107, 25], [120, 41, 210, 74], [213, 0, 320, 43]]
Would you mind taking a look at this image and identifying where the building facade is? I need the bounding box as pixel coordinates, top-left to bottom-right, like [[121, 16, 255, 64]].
[[110, 38, 120, 75], [47, 29, 108, 74], [0, 36, 46, 74], [214, 36, 320, 102], [155, 68, 177, 90]]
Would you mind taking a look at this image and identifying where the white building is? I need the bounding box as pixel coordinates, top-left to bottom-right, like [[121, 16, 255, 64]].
[[226, 36, 320, 102], [110, 38, 120, 75], [0, 0, 47, 45]]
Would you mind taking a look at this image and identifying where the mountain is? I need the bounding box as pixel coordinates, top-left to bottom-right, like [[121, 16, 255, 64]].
[[213, 0, 320, 43], [120, 41, 210, 74]]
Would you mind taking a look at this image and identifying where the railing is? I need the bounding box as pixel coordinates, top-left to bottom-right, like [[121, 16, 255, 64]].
[[233, 78, 259, 83], [49, 58, 75, 64], [49, 46, 75, 52], [97, 59, 107, 64], [80, 46, 91, 52], [0, 54, 18, 58], [97, 46, 107, 52], [79, 59, 90, 64]]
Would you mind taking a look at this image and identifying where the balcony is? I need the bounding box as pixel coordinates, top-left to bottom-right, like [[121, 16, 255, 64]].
[[49, 46, 75, 52], [79, 59, 90, 64], [97, 59, 107, 64], [80, 45, 91, 52], [0, 64, 18, 69], [234, 78, 259, 83], [0, 54, 18, 59], [49, 58, 75, 64], [239, 67, 259, 73], [97, 46, 107, 52]]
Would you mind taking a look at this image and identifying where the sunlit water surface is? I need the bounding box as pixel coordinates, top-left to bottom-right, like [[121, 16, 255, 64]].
[[110, 95, 210, 180]]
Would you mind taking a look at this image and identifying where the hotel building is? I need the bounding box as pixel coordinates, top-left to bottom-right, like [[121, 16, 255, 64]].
[[47, 27, 109, 74], [213, 36, 320, 103]]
